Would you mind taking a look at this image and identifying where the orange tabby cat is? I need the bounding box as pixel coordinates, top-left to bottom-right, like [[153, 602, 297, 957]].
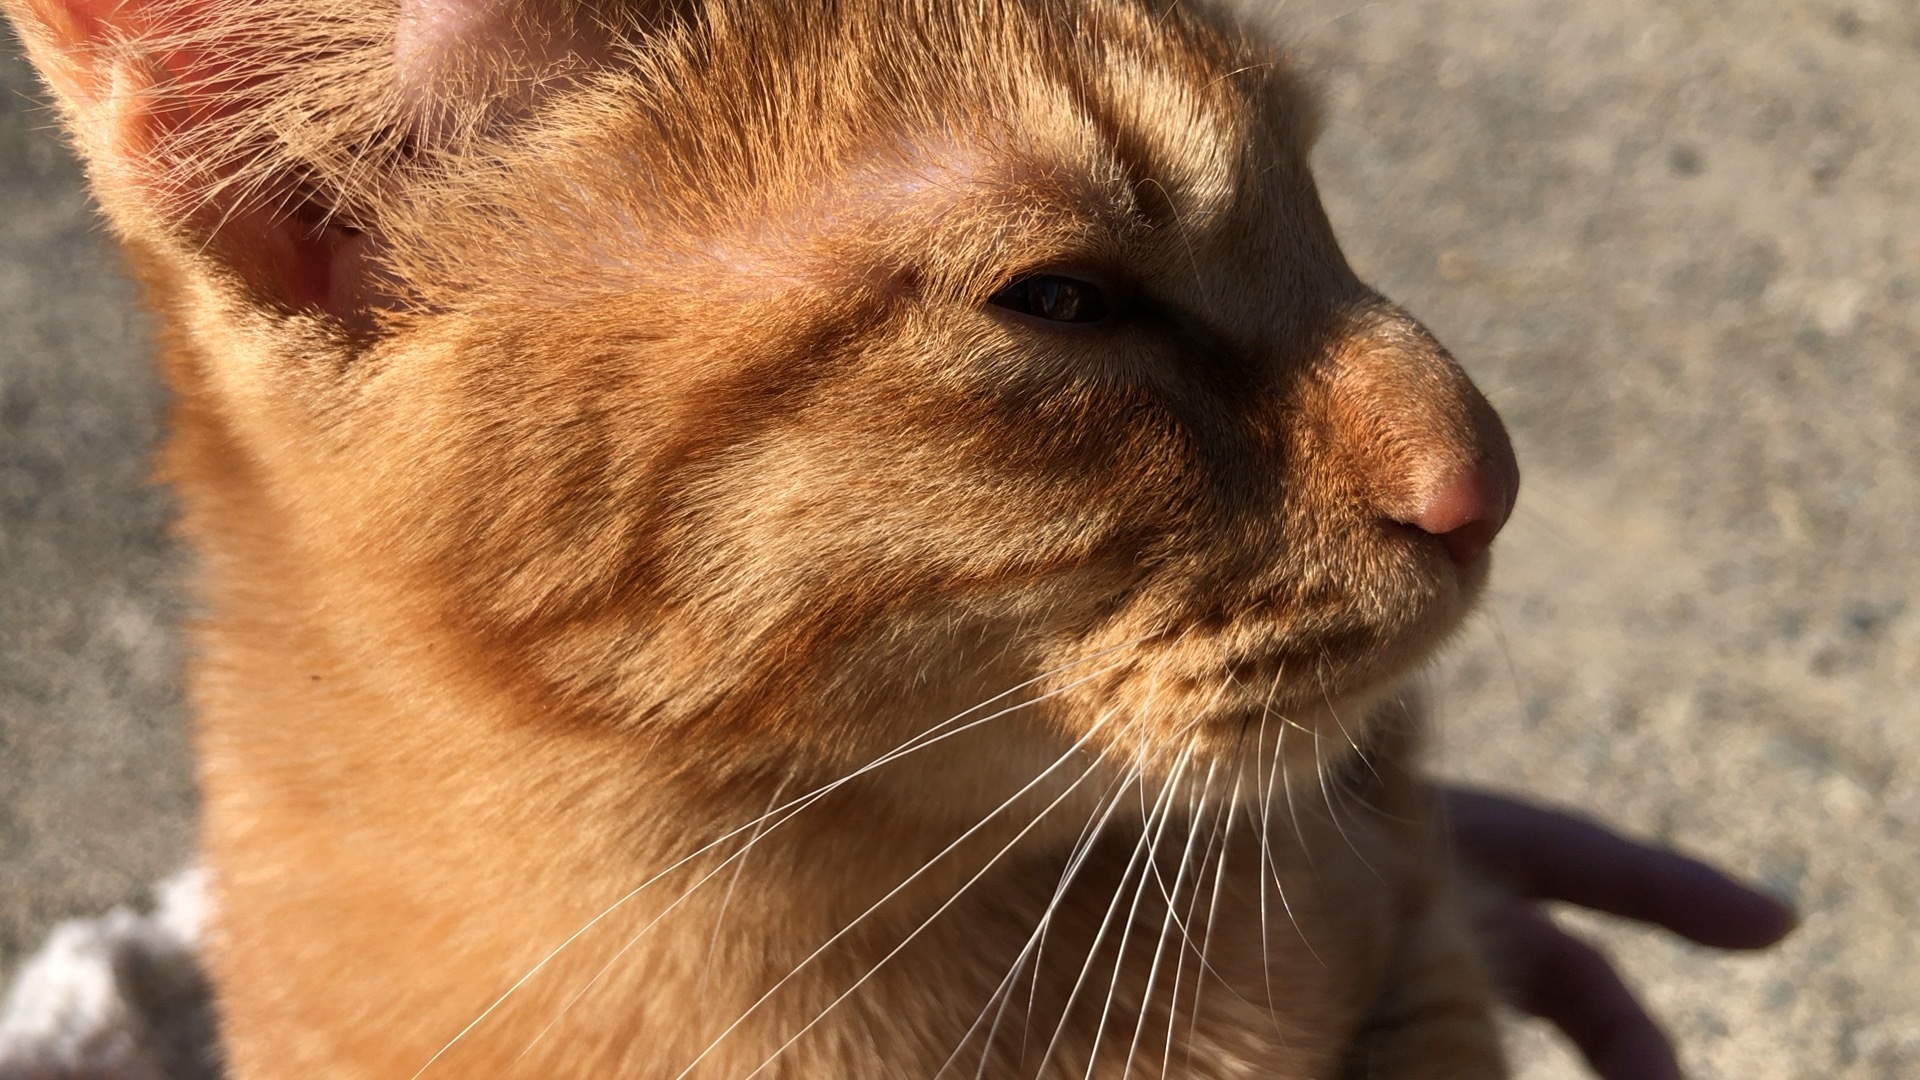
[[4, 0, 1520, 1075]]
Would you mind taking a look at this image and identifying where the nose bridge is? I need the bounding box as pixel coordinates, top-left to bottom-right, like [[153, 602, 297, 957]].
[[1312, 302, 1519, 543], [1342, 306, 1484, 458]]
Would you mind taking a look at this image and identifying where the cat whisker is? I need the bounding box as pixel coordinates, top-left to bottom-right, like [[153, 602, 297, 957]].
[[1252, 714, 1283, 1024], [1138, 175, 1205, 288], [1120, 758, 1218, 1080], [937, 769, 1136, 1080], [1029, 753, 1169, 1077], [1203, 60, 1281, 92], [1302, 674, 1389, 891], [520, 652, 1144, 1063], [1255, 666, 1320, 877], [1322, 695, 1382, 791], [1260, 712, 1324, 968], [696, 772, 796, 1004], [1081, 743, 1195, 1080], [1174, 739, 1250, 1076], [719, 711, 1133, 1080], [1127, 675, 1242, 962], [969, 634, 1184, 1078], [935, 718, 1144, 1080], [1308, 725, 1361, 876], [508, 778, 847, 1064], [418, 640, 1149, 1077]]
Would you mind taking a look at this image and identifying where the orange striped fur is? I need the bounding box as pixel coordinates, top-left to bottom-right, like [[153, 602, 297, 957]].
[[3, 0, 1513, 1075]]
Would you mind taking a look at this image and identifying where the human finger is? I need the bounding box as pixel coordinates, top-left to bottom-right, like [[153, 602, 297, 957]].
[[1485, 898, 1682, 1080], [1442, 787, 1797, 950]]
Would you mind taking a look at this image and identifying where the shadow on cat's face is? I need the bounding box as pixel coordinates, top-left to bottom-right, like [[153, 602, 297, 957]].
[[69, 0, 1511, 796], [302, 5, 1516, 793]]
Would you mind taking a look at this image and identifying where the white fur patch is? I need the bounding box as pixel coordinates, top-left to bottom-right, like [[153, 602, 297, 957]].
[[0, 871, 219, 1080]]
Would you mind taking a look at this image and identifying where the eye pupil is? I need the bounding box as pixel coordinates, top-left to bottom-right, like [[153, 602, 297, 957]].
[[989, 274, 1109, 323]]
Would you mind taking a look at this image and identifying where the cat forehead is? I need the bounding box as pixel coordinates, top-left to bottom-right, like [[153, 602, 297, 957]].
[[675, 9, 1309, 237], [889, 3, 1313, 225], [639, 0, 1308, 207], [396, 0, 1318, 299], [659, 86, 1297, 296], [1068, 51, 1302, 228]]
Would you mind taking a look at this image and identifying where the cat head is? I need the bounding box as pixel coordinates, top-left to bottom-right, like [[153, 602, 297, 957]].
[[7, 0, 1515, 790]]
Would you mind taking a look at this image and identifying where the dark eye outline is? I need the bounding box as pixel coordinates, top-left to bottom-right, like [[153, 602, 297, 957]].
[[986, 273, 1112, 325]]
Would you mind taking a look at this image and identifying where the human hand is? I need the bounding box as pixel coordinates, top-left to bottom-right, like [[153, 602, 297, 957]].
[[1441, 787, 1798, 1080]]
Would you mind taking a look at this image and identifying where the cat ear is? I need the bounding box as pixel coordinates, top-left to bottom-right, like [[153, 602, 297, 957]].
[[2, 0, 650, 333], [5, 0, 405, 330]]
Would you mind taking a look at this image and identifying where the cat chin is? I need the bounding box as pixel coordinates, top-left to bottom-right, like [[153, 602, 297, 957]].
[[1003, 554, 1489, 801]]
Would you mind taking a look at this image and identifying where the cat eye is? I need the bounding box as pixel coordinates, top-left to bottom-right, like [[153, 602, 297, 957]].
[[988, 274, 1110, 324]]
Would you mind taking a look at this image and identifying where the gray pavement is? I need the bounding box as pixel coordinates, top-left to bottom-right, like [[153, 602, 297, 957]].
[[2, 2, 1915, 1077], [0, 15, 196, 994]]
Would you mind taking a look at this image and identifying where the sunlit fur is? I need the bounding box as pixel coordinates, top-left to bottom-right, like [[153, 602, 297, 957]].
[[5, 0, 1514, 1075]]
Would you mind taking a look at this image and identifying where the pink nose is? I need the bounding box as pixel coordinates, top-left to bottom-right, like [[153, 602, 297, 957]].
[[1399, 457, 1518, 568]]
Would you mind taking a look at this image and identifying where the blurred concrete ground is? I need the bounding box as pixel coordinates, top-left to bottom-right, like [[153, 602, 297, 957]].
[[0, 10, 195, 1000], [2, 1, 1915, 1077]]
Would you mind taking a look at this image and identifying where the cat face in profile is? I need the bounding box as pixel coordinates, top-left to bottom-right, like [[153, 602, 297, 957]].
[[7, 0, 1515, 1074], [283, 0, 1511, 785]]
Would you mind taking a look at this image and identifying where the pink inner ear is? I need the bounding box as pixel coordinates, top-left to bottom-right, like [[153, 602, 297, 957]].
[[14, 0, 214, 112], [19, 0, 612, 327], [29, 0, 118, 52], [11, 0, 404, 326]]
